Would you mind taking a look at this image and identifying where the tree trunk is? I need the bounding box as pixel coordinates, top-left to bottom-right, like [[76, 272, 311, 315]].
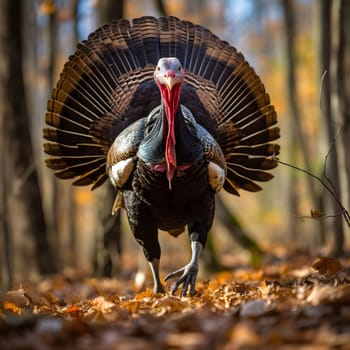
[[53, 0, 78, 270], [99, 0, 124, 23], [282, 0, 322, 242], [3, 0, 56, 276], [338, 0, 350, 216], [92, 0, 124, 277], [0, 0, 11, 290], [319, 0, 345, 255]]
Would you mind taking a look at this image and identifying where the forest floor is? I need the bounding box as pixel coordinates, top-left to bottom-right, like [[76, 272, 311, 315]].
[[1, 250, 350, 350]]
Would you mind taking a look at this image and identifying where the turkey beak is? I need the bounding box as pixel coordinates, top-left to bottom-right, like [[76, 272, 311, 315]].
[[164, 76, 176, 90]]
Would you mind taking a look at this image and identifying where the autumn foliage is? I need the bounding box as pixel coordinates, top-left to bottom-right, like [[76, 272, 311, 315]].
[[1, 254, 350, 349]]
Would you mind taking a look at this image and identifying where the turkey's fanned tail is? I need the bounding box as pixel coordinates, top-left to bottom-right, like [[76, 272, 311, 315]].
[[43, 16, 279, 193]]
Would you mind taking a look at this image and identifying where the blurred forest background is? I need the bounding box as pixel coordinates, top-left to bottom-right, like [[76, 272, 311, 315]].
[[0, 0, 349, 292]]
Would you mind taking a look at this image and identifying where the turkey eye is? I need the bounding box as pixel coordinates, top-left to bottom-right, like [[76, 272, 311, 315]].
[[178, 66, 182, 70], [157, 66, 160, 71]]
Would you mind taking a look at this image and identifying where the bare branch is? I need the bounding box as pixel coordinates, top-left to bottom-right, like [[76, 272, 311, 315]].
[[323, 125, 342, 195], [275, 157, 350, 228]]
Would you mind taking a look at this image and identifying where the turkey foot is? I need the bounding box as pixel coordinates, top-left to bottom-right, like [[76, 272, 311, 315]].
[[164, 241, 203, 297], [164, 262, 198, 296]]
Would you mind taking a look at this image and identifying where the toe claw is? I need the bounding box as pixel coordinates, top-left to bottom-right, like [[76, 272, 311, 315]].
[[165, 263, 198, 297], [164, 267, 184, 282]]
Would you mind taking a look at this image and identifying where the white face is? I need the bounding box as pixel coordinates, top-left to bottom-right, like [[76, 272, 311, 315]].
[[154, 57, 185, 89]]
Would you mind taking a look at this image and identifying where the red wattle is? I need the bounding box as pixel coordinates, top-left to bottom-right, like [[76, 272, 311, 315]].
[[165, 111, 176, 188], [160, 83, 181, 190]]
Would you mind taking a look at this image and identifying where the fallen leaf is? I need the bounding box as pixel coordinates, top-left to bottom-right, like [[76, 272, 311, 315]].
[[306, 284, 350, 305], [153, 296, 190, 315], [310, 209, 324, 219], [3, 289, 30, 308], [22, 283, 48, 306], [312, 257, 342, 276], [64, 304, 80, 314], [3, 301, 22, 314], [135, 289, 154, 300], [90, 296, 116, 313]]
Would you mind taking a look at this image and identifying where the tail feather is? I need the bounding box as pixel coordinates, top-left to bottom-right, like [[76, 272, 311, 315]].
[[44, 142, 102, 157], [44, 128, 93, 146], [71, 162, 107, 189], [240, 112, 277, 136], [45, 112, 90, 133], [57, 70, 110, 114], [43, 16, 279, 193], [68, 44, 116, 98], [227, 163, 274, 182], [227, 155, 277, 170], [134, 17, 161, 63], [240, 128, 280, 146], [50, 88, 104, 120], [49, 157, 105, 179], [235, 144, 280, 157], [226, 168, 263, 193]]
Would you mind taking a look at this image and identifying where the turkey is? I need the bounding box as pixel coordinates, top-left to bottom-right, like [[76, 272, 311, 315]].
[[43, 16, 280, 296]]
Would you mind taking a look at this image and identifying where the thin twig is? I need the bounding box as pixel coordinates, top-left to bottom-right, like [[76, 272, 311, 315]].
[[275, 158, 350, 228], [319, 70, 328, 111], [297, 211, 343, 221], [13, 162, 35, 196], [323, 126, 341, 195]]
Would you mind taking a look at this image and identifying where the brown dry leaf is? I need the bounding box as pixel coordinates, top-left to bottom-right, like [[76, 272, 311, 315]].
[[312, 257, 342, 276], [153, 296, 190, 315], [206, 279, 221, 292], [259, 280, 273, 298], [310, 209, 324, 219], [22, 283, 48, 306], [134, 289, 154, 301], [306, 284, 350, 305], [63, 304, 82, 317], [2, 251, 350, 349], [306, 284, 334, 305], [85, 296, 121, 322], [3, 289, 31, 309], [90, 296, 116, 313], [120, 299, 140, 314], [2, 301, 22, 314]]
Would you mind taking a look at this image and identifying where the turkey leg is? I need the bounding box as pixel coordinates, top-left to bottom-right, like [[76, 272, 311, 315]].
[[149, 258, 165, 293], [164, 241, 203, 296], [165, 224, 208, 296]]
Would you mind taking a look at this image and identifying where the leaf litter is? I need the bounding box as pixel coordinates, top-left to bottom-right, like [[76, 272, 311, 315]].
[[1, 253, 350, 349]]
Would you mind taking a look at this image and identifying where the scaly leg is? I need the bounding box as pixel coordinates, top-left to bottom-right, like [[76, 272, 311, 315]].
[[137, 234, 166, 294], [148, 258, 165, 293], [165, 223, 209, 296], [164, 241, 203, 296]]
